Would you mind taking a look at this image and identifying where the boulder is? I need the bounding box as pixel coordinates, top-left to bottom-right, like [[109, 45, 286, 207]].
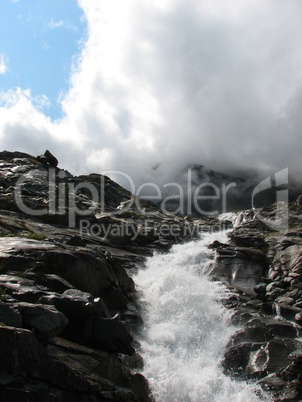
[[0, 326, 50, 378], [266, 281, 284, 292], [0, 326, 142, 401], [102, 286, 129, 311], [230, 309, 257, 326], [254, 282, 268, 296], [16, 302, 68, 338], [245, 317, 299, 339], [276, 303, 302, 321], [47, 336, 134, 387], [214, 257, 264, 290], [63, 288, 93, 301], [222, 342, 262, 378], [37, 273, 74, 294], [0, 301, 22, 327], [84, 314, 135, 356], [226, 326, 273, 348], [0, 386, 61, 402], [40, 250, 111, 296], [280, 245, 302, 274], [65, 235, 87, 247], [38, 294, 105, 327], [258, 374, 286, 391], [0, 273, 51, 303], [44, 150, 58, 168], [246, 339, 299, 378], [266, 288, 286, 301]]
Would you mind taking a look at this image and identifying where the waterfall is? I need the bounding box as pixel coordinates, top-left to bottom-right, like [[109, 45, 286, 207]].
[[135, 232, 266, 402]]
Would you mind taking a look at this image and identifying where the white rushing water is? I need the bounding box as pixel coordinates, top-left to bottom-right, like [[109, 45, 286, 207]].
[[135, 232, 265, 402]]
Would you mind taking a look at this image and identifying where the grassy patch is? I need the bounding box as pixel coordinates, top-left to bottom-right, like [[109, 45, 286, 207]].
[[25, 232, 48, 241], [0, 231, 47, 241], [0, 287, 7, 302]]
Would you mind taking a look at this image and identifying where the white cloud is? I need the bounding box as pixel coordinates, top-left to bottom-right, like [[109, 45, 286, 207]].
[[0, 88, 82, 168], [1, 0, 302, 187], [48, 18, 64, 29], [0, 54, 8, 74], [48, 18, 78, 32]]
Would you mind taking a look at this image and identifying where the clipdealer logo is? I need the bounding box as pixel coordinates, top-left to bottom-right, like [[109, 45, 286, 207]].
[[251, 168, 288, 231], [13, 168, 238, 228], [13, 167, 289, 233]]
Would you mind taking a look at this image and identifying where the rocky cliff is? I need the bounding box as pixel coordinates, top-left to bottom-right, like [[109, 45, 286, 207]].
[[211, 200, 302, 401], [0, 151, 216, 401]]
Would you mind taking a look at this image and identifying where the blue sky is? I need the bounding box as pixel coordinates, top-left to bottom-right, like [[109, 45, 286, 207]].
[[0, 0, 86, 119], [0, 0, 301, 183]]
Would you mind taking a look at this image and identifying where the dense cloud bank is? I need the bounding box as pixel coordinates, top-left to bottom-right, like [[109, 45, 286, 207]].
[[1, 0, 301, 188]]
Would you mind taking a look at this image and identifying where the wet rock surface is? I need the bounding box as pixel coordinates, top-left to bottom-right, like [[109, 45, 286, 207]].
[[212, 203, 302, 401], [0, 151, 220, 402]]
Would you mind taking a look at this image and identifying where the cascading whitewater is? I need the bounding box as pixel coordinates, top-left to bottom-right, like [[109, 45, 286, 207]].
[[135, 232, 266, 402]]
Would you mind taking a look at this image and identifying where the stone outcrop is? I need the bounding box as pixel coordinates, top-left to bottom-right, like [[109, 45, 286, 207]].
[[37, 150, 59, 168], [0, 231, 149, 400], [0, 150, 219, 401], [210, 202, 302, 401]]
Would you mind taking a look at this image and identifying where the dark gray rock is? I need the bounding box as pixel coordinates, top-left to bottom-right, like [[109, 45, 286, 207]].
[[102, 286, 129, 311], [40, 249, 111, 296], [0, 326, 50, 378], [16, 302, 68, 338], [213, 257, 264, 290], [280, 380, 302, 402], [38, 273, 74, 294], [213, 202, 302, 399], [275, 296, 295, 305], [280, 245, 302, 275], [38, 293, 105, 326], [0, 301, 22, 327], [0, 326, 145, 401], [246, 339, 299, 378], [276, 303, 302, 321], [40, 248, 135, 299], [84, 314, 135, 356], [266, 281, 284, 292], [230, 309, 257, 326], [0, 385, 61, 402], [44, 150, 58, 168], [63, 288, 93, 301], [258, 374, 286, 391], [0, 273, 51, 303], [245, 317, 299, 339], [65, 235, 86, 247], [226, 326, 273, 348], [129, 373, 154, 402], [222, 342, 262, 378], [254, 282, 268, 296], [266, 288, 286, 301]]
